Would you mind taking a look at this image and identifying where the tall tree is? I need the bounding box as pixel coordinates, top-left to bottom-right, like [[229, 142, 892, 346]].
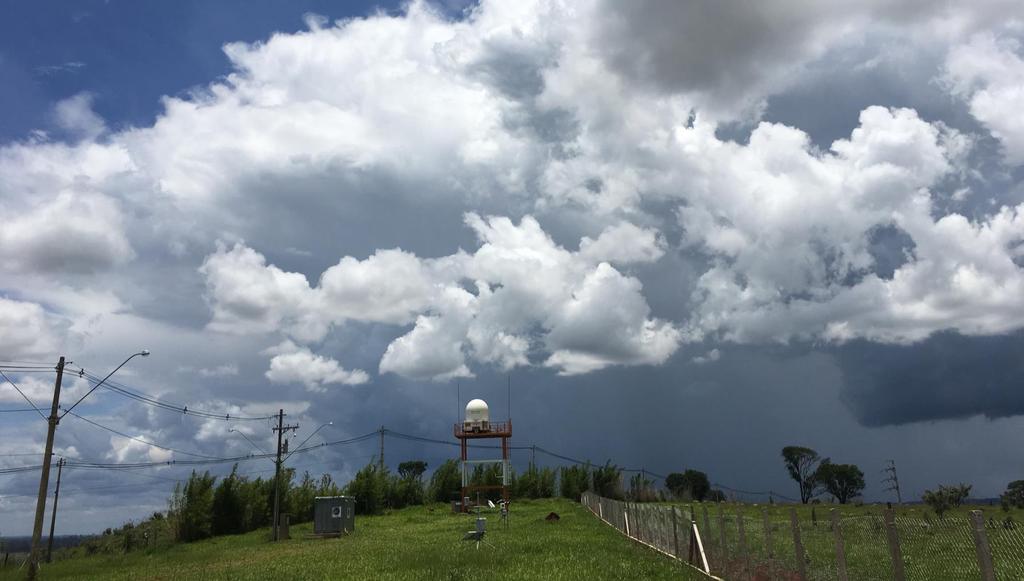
[[1001, 480, 1024, 509], [560, 464, 591, 500], [428, 459, 462, 503], [782, 446, 825, 504], [398, 460, 428, 481], [173, 470, 217, 542], [591, 461, 624, 500], [666, 470, 711, 501], [211, 466, 244, 535], [813, 462, 865, 504]]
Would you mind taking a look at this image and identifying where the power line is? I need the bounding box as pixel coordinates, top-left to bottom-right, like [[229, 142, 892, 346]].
[[0, 408, 41, 413], [0, 369, 47, 420], [62, 410, 221, 460], [0, 464, 49, 475], [76, 370, 275, 421]]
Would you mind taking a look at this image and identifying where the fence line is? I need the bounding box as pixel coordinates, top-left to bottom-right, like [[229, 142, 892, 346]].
[[581, 492, 1024, 580], [581, 491, 721, 579]]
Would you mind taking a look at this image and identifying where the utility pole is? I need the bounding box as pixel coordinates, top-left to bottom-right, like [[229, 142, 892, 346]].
[[882, 459, 902, 505], [46, 457, 65, 562], [378, 425, 385, 471], [27, 356, 64, 580], [271, 409, 298, 541], [531, 445, 536, 466]]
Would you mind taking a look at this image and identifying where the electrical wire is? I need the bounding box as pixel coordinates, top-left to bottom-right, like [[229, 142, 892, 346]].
[[76, 370, 275, 421], [62, 410, 222, 460], [0, 369, 47, 420], [0, 464, 46, 475]]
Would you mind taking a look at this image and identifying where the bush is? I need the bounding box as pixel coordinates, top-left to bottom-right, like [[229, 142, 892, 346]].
[[922, 483, 972, 517]]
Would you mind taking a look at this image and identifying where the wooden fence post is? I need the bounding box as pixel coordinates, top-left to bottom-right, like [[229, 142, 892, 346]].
[[970, 510, 996, 581], [702, 504, 712, 553], [830, 509, 848, 581], [737, 509, 750, 579], [688, 504, 696, 561], [883, 508, 906, 581], [672, 506, 681, 558], [718, 504, 727, 555], [789, 508, 808, 581]]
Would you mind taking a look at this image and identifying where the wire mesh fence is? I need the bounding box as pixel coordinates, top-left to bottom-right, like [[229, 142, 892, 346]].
[[581, 492, 1024, 580], [581, 492, 716, 578]]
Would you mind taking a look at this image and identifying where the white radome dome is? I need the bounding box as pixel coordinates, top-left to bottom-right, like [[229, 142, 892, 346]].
[[465, 399, 489, 423]]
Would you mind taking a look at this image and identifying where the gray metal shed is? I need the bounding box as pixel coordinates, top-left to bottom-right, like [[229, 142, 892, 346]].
[[314, 496, 356, 535]]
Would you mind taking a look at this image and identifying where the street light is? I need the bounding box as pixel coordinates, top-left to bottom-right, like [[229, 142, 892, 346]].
[[28, 350, 150, 580], [229, 428, 268, 456], [60, 350, 150, 418], [285, 421, 333, 462]]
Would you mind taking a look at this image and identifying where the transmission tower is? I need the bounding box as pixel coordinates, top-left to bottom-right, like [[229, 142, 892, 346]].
[[882, 459, 902, 505]]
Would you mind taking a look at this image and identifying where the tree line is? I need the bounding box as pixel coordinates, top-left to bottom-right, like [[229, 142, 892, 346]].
[[782, 445, 1024, 516], [158, 457, 721, 544]]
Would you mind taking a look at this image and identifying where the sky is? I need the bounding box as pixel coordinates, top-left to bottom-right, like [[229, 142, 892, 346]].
[[2, 0, 1024, 536]]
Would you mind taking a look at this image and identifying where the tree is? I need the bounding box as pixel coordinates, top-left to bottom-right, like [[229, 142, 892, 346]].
[[172, 470, 216, 541], [592, 461, 623, 499], [560, 464, 591, 500], [345, 462, 389, 514], [782, 446, 826, 504], [813, 462, 865, 504], [398, 460, 428, 481], [922, 483, 972, 518], [428, 459, 462, 503], [1001, 480, 1024, 510], [513, 463, 555, 499], [390, 460, 428, 508], [628, 472, 657, 502], [666, 470, 711, 501], [287, 471, 319, 523], [211, 466, 244, 535]]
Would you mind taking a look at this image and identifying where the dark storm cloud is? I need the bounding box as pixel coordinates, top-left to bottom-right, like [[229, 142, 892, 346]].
[[837, 331, 1024, 426]]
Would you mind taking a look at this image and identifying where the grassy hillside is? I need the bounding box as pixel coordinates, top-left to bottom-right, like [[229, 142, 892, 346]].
[[2, 499, 707, 581]]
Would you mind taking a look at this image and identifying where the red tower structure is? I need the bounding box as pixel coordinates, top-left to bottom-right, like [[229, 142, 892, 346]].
[[454, 399, 511, 512]]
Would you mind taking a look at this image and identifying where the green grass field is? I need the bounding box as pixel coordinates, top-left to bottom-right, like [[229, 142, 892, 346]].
[[1, 499, 707, 581]]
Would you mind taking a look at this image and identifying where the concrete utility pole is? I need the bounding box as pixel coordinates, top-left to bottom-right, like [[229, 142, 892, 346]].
[[27, 356, 64, 580], [882, 459, 902, 505], [46, 457, 66, 562], [271, 409, 298, 541], [379, 425, 385, 471]]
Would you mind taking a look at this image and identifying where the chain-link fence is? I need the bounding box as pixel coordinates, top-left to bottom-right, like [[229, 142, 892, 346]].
[[582, 492, 1024, 580]]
